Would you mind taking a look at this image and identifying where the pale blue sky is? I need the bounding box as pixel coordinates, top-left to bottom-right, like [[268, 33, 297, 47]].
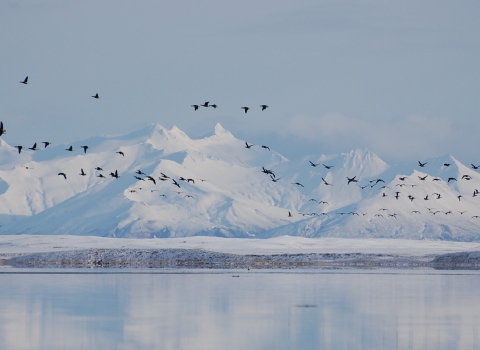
[[1, 0, 479, 163]]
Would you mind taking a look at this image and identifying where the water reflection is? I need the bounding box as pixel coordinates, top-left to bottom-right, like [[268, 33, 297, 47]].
[[0, 270, 479, 349]]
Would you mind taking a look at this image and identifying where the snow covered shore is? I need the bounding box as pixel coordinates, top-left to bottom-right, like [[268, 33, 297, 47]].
[[1, 235, 480, 269]]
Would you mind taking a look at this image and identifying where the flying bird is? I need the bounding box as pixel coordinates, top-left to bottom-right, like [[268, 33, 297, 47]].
[[116, 151, 125, 156], [14, 146, 22, 154], [399, 176, 407, 181], [110, 170, 119, 179], [201, 101, 209, 107], [134, 176, 144, 181], [172, 179, 181, 188], [97, 174, 105, 178], [241, 107, 249, 113], [321, 178, 331, 186], [0, 122, 5, 136], [66, 146, 74, 152], [270, 175, 281, 182], [42, 142, 51, 148], [245, 142, 254, 149], [81, 146, 89, 154], [323, 164, 333, 169], [147, 176, 156, 185], [210, 104, 217, 109], [309, 161, 320, 167], [471, 164, 479, 170], [58, 172, 67, 179], [79, 168, 86, 176], [288, 211, 292, 217], [448, 177, 457, 182], [95, 167, 103, 171], [92, 93, 99, 99], [187, 178, 195, 183], [418, 161, 427, 167], [191, 105, 199, 111], [261, 145, 270, 151], [28, 143, 38, 151], [346, 176, 358, 185], [418, 175, 428, 181], [260, 105, 268, 111], [20, 76, 29, 84]]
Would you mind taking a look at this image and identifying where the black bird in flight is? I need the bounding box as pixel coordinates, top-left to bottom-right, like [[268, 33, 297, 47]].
[[270, 175, 280, 182], [432, 178, 441, 181], [191, 105, 199, 111], [187, 179, 195, 183], [241, 107, 249, 113], [81, 146, 89, 154], [158, 177, 168, 181], [262, 145, 270, 151], [116, 151, 125, 156], [292, 182, 304, 187], [443, 163, 450, 167], [321, 178, 331, 186], [66, 146, 74, 152], [136, 170, 146, 175], [424, 195, 429, 200], [288, 211, 292, 217], [79, 169, 86, 176], [95, 167, 103, 171], [58, 172, 67, 179], [418, 175, 428, 181], [418, 161, 427, 167], [28, 143, 38, 151], [201, 101, 209, 107], [134, 176, 144, 181], [172, 179, 181, 188], [110, 170, 119, 179], [14, 146, 22, 154], [309, 161, 320, 167], [185, 195, 194, 198], [399, 176, 407, 181], [210, 104, 217, 109], [92, 93, 99, 99], [323, 164, 333, 169], [161, 173, 170, 179], [448, 177, 457, 182], [20, 76, 28, 84], [147, 176, 156, 185], [260, 105, 268, 111], [462, 174, 472, 180], [319, 201, 329, 205], [471, 164, 479, 170], [245, 142, 254, 149], [42, 142, 51, 148], [97, 174, 105, 178], [346, 176, 358, 185], [0, 122, 5, 136]]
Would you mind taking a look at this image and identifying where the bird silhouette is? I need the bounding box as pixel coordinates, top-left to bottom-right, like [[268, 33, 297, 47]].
[[134, 176, 144, 181], [42, 142, 51, 148], [270, 175, 281, 182], [241, 107, 249, 113], [458, 195, 462, 201], [319, 201, 329, 205], [116, 151, 125, 156], [245, 142, 254, 149], [20, 76, 29, 84], [418, 175, 428, 181], [161, 173, 170, 179], [346, 176, 357, 185], [210, 104, 217, 109], [0, 122, 6, 136], [14, 146, 22, 154], [147, 176, 156, 185], [321, 178, 331, 186], [288, 211, 292, 217], [172, 179, 181, 188], [28, 143, 38, 151], [58, 172, 67, 179], [110, 170, 119, 179], [201, 101, 209, 107], [261, 145, 270, 151], [81, 146, 89, 154], [462, 175, 472, 180], [292, 182, 304, 187], [185, 195, 194, 198], [79, 168, 86, 176], [323, 164, 333, 169], [448, 177, 457, 182], [443, 163, 450, 167], [92, 93, 99, 99], [309, 161, 320, 167], [97, 174, 105, 178], [95, 167, 103, 171], [136, 170, 146, 175], [66, 146, 74, 152], [432, 178, 441, 181], [260, 105, 268, 111], [399, 176, 407, 181], [187, 179, 195, 183], [471, 164, 479, 170], [191, 105, 199, 111], [418, 161, 427, 167]]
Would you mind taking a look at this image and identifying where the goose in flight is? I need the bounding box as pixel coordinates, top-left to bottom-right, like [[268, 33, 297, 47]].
[[92, 93, 99, 99], [261, 145, 270, 151], [134, 176, 144, 181], [399, 176, 407, 181], [116, 151, 125, 156], [321, 177, 331, 186], [158, 177, 168, 181], [136, 170, 146, 175], [110, 170, 119, 179], [288, 211, 292, 217], [42, 142, 51, 148], [58, 172, 67, 179], [14, 146, 22, 154], [79, 168, 86, 176], [81, 146, 89, 154], [270, 175, 280, 182], [172, 179, 181, 188], [191, 105, 199, 111], [241, 107, 249, 113], [95, 167, 103, 171], [457, 195, 462, 201], [210, 104, 217, 109], [20, 76, 29, 84], [245, 142, 254, 149], [424, 195, 429, 200], [462, 174, 472, 180], [28, 143, 38, 151], [97, 174, 105, 178], [412, 211, 421, 214], [323, 164, 333, 169], [471, 164, 479, 169], [260, 105, 268, 111], [346, 176, 358, 185], [184, 195, 194, 198], [443, 163, 450, 167], [418, 161, 427, 167], [418, 175, 428, 181], [160, 173, 170, 179], [432, 178, 441, 181], [66, 146, 74, 152], [448, 177, 457, 182], [187, 178, 195, 183], [146, 176, 156, 185], [292, 182, 304, 187], [0, 122, 5, 136], [201, 101, 209, 107], [309, 161, 320, 167]]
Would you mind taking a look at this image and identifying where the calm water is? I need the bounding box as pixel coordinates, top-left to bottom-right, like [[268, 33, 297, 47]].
[[0, 269, 479, 350]]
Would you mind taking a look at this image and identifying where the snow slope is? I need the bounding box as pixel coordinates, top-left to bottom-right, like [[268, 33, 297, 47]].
[[0, 123, 479, 240]]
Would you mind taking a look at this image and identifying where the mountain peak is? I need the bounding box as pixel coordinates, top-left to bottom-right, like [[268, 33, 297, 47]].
[[214, 123, 233, 137]]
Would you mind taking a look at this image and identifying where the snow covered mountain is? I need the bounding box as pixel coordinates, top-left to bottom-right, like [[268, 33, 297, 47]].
[[0, 123, 479, 240]]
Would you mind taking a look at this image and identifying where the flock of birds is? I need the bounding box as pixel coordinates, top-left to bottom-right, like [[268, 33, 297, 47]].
[[5, 76, 480, 228]]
